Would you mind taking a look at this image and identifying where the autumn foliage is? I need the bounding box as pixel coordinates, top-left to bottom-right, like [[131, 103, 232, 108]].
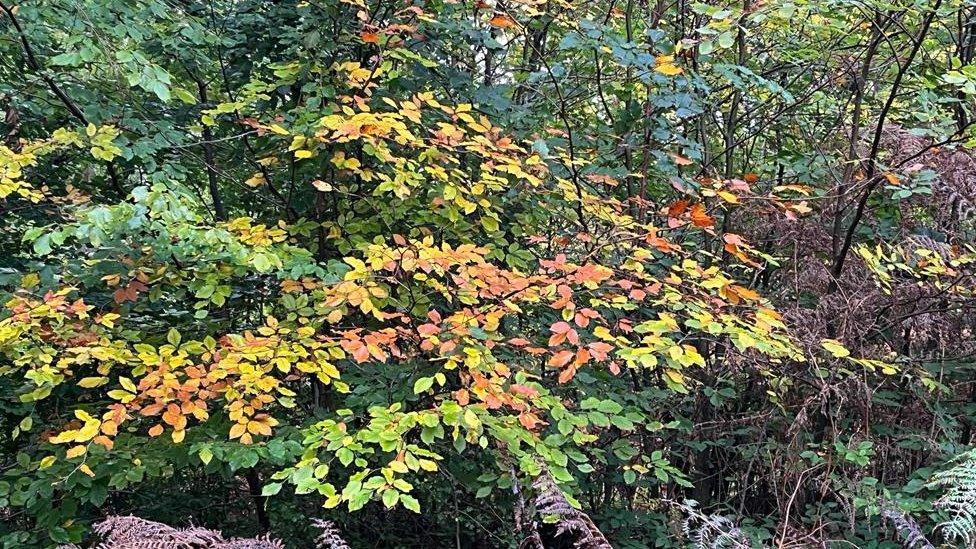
[[3, 0, 976, 547]]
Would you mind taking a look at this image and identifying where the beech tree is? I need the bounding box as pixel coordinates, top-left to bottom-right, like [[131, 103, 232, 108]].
[[2, 0, 976, 547]]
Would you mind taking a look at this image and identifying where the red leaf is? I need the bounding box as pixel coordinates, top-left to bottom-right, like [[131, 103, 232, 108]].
[[588, 342, 613, 361]]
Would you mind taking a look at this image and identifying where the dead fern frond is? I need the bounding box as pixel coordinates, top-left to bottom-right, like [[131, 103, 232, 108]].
[[879, 502, 935, 549], [664, 499, 751, 549], [80, 516, 284, 549], [527, 471, 612, 549], [311, 518, 351, 549]]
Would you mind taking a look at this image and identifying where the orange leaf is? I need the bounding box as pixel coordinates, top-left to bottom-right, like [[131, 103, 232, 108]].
[[100, 420, 118, 436], [690, 203, 714, 228], [510, 384, 539, 398], [723, 233, 746, 246], [732, 284, 760, 301], [489, 13, 518, 29], [574, 348, 591, 366], [548, 350, 574, 368], [588, 341, 613, 361], [668, 199, 689, 218], [148, 424, 164, 437], [361, 32, 379, 43], [247, 420, 272, 436], [550, 321, 572, 334], [93, 435, 114, 450], [557, 364, 577, 383], [518, 412, 543, 429]]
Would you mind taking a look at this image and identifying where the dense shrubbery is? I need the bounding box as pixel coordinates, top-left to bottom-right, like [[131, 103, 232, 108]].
[[2, 0, 976, 547]]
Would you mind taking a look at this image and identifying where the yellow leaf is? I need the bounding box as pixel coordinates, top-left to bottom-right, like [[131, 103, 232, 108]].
[[664, 369, 684, 384], [463, 408, 480, 429], [107, 390, 135, 403], [97, 313, 119, 328], [74, 421, 100, 442], [247, 420, 272, 436], [654, 55, 684, 75], [74, 409, 95, 423], [77, 376, 108, 388], [119, 376, 137, 392], [323, 495, 341, 508], [171, 429, 186, 443], [389, 460, 409, 473], [820, 339, 851, 358], [717, 191, 739, 204], [294, 149, 313, 159], [245, 173, 266, 187], [39, 455, 57, 469], [79, 463, 95, 477], [48, 430, 77, 444]]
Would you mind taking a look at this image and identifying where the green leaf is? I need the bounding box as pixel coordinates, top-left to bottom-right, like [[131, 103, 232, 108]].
[[413, 376, 434, 394], [173, 87, 198, 104], [400, 493, 421, 513], [253, 253, 272, 272], [261, 482, 283, 496], [33, 233, 52, 256]]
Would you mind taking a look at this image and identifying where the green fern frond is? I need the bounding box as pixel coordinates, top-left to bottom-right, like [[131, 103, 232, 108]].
[[928, 449, 976, 544]]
